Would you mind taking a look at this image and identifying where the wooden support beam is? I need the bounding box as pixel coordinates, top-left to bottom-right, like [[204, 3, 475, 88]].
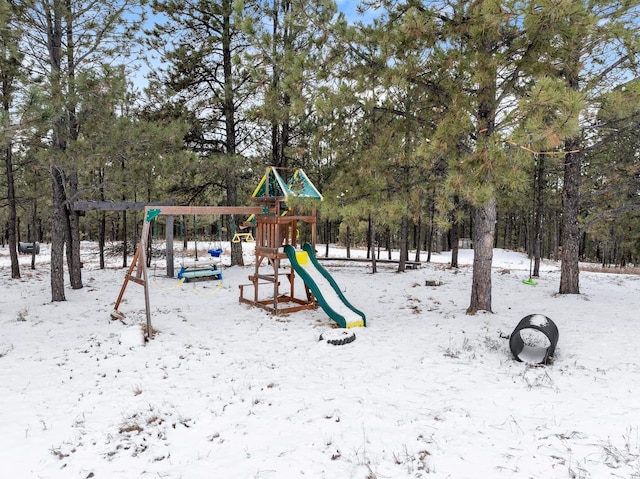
[[71, 200, 174, 211], [144, 205, 265, 217]]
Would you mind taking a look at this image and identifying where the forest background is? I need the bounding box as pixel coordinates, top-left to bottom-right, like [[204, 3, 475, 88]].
[[3, 0, 640, 314]]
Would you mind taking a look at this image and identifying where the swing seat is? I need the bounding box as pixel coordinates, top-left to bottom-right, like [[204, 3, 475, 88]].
[[178, 265, 223, 282], [208, 248, 223, 258]]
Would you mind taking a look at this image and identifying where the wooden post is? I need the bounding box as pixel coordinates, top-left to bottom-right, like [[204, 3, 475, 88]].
[[111, 247, 140, 319], [139, 219, 152, 337], [166, 215, 174, 278]]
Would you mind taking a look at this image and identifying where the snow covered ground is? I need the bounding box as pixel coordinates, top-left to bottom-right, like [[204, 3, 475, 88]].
[[1, 242, 639, 478]]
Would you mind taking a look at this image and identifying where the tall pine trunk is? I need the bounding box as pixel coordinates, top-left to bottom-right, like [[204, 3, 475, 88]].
[[48, 0, 67, 301], [98, 167, 106, 269], [559, 38, 583, 294], [533, 154, 544, 277], [467, 197, 496, 314], [559, 35, 582, 294], [64, 5, 82, 290], [1, 0, 20, 278], [221, 0, 242, 266], [4, 142, 20, 279], [324, 219, 330, 257], [559, 140, 581, 294], [450, 196, 460, 268], [67, 171, 82, 288], [346, 225, 351, 258], [51, 166, 67, 301], [427, 196, 437, 263], [121, 210, 128, 267], [467, 53, 497, 314], [369, 214, 377, 273], [30, 199, 39, 270], [415, 216, 422, 263], [398, 215, 409, 272]]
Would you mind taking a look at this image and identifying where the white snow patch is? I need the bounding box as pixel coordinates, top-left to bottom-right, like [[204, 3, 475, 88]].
[[119, 325, 146, 348], [528, 314, 550, 327]]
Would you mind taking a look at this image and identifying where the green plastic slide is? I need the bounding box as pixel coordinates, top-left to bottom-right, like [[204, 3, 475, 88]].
[[284, 243, 366, 328]]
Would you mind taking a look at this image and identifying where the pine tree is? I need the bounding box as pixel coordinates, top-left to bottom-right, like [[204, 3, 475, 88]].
[[148, 0, 260, 265], [522, 0, 640, 293], [510, 75, 583, 276], [1, 0, 24, 279], [245, 0, 336, 169], [19, 0, 146, 300], [579, 80, 640, 265], [425, 0, 536, 313], [318, 3, 442, 271], [74, 66, 191, 268]]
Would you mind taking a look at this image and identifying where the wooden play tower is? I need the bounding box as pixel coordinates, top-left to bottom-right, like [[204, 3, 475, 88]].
[[239, 167, 322, 315]]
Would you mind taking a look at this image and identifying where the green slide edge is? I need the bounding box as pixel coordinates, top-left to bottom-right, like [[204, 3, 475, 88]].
[[284, 243, 366, 328]]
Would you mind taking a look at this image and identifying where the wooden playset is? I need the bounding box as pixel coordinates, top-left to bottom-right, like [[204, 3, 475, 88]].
[[111, 167, 325, 337]]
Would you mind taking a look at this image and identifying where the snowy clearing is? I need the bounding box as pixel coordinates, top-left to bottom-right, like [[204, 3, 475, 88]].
[[1, 243, 639, 478]]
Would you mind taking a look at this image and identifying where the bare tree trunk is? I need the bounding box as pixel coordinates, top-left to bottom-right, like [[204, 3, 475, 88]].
[[4, 142, 20, 278], [324, 219, 330, 257], [427, 199, 436, 263], [228, 182, 244, 266], [98, 167, 106, 269], [51, 166, 67, 301], [63, 0, 82, 288], [67, 171, 82, 288], [559, 34, 582, 294], [559, 141, 581, 294], [47, 0, 68, 301], [270, 1, 281, 168], [346, 224, 351, 258], [533, 154, 544, 277], [2, 40, 20, 277], [398, 214, 408, 272], [450, 196, 460, 268], [122, 210, 128, 268], [415, 216, 422, 262], [369, 214, 377, 273], [30, 199, 38, 270], [386, 227, 391, 260], [467, 197, 496, 314], [221, 0, 242, 266], [367, 216, 372, 259], [99, 210, 106, 269]]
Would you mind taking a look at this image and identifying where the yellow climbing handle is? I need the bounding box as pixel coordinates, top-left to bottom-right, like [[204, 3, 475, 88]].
[[232, 232, 254, 243]]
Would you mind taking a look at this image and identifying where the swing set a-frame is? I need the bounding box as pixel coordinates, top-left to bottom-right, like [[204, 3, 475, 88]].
[[111, 167, 323, 339]]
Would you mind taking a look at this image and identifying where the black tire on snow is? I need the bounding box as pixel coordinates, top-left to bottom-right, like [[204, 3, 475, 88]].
[[319, 329, 356, 346]]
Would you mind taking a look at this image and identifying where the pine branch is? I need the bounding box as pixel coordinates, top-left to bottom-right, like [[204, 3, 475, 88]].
[[581, 203, 640, 234]]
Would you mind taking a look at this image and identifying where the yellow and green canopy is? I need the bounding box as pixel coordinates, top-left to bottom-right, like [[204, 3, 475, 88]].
[[251, 167, 323, 200]]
